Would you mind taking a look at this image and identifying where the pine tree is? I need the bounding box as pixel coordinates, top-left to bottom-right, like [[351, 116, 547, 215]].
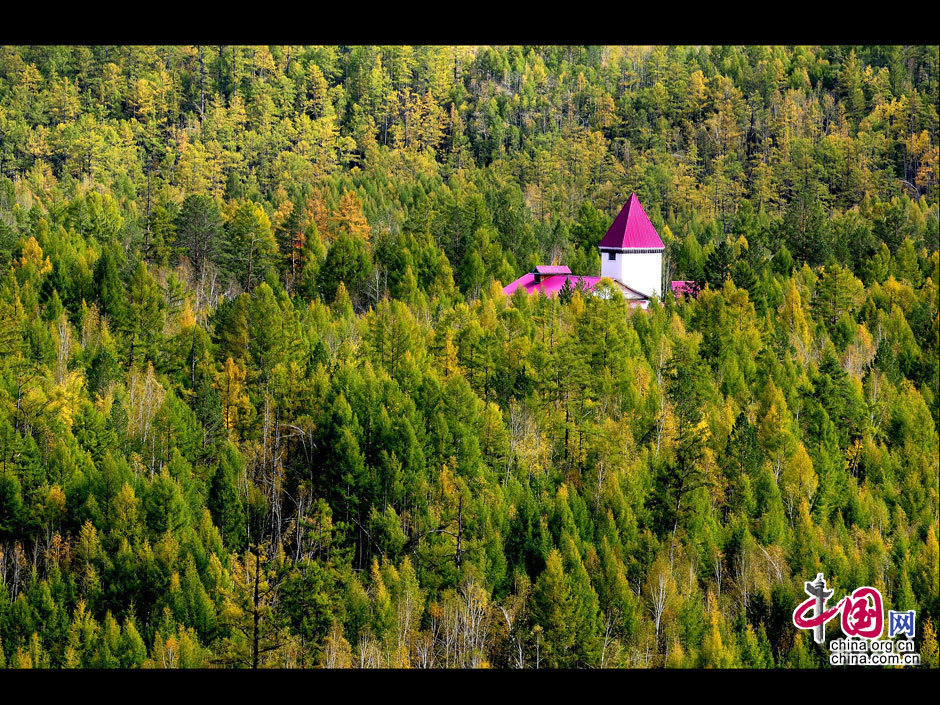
[[175, 194, 224, 277]]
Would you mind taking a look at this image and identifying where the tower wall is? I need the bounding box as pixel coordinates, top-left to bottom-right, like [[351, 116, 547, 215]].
[[600, 249, 662, 298], [600, 250, 625, 282]]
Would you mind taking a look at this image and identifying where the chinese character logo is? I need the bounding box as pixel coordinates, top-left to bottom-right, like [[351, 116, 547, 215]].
[[840, 587, 883, 639], [888, 610, 916, 638], [792, 574, 886, 642], [793, 573, 840, 644]]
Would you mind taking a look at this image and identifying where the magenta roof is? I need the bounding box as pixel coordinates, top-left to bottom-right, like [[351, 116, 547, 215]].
[[503, 273, 652, 300], [503, 273, 604, 297], [598, 193, 664, 250], [534, 265, 571, 275], [670, 280, 700, 298]]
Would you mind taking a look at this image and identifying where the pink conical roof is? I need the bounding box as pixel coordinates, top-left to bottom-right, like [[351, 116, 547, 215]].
[[598, 193, 664, 250]]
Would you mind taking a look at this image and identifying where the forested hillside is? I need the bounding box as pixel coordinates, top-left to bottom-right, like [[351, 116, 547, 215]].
[[0, 45, 937, 668]]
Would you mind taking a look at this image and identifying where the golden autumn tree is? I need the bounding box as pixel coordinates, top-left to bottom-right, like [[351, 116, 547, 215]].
[[216, 356, 250, 438], [328, 190, 371, 243]]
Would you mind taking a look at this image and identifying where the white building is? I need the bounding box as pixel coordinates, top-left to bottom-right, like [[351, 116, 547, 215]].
[[503, 193, 690, 307], [597, 192, 665, 298]]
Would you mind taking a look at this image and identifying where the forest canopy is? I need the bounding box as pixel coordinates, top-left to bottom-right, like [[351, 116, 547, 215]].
[[0, 44, 937, 669]]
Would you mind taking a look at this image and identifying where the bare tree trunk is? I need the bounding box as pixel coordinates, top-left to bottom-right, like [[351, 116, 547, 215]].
[[198, 45, 206, 118], [455, 496, 463, 569], [253, 549, 260, 669]]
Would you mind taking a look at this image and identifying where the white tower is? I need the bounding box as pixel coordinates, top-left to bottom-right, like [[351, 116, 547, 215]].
[[598, 193, 664, 298], [601, 248, 663, 298]]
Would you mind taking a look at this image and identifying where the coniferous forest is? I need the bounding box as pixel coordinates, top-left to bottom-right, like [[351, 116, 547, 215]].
[[0, 44, 937, 669]]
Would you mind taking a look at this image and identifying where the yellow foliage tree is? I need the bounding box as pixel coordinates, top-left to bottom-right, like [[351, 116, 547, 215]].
[[216, 357, 250, 437]]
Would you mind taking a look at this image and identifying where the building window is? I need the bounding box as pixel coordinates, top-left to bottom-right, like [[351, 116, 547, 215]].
[[608, 252, 616, 260]]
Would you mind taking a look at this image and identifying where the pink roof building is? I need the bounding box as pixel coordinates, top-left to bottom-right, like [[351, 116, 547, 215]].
[[502, 193, 681, 308], [503, 273, 597, 297], [534, 265, 571, 275], [502, 272, 649, 303], [670, 280, 700, 298]]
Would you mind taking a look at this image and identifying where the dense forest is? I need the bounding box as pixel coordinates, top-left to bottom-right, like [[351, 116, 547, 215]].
[[0, 44, 937, 669]]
